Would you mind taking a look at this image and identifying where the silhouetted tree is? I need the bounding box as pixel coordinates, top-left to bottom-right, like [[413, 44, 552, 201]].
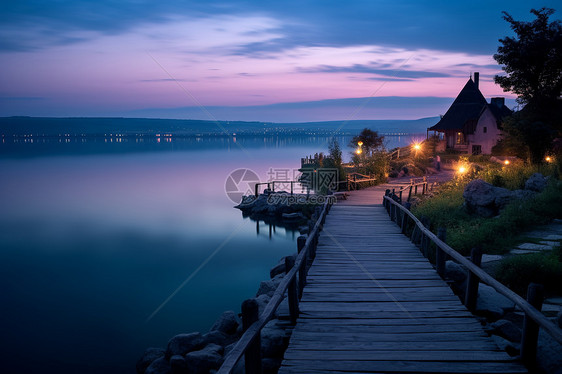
[[494, 8, 562, 163], [349, 128, 384, 156]]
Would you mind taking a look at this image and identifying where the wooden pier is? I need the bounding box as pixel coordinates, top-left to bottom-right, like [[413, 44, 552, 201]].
[[278, 185, 527, 373]]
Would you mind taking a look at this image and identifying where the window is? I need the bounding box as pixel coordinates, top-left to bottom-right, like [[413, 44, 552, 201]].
[[456, 132, 465, 144], [483, 126, 487, 133], [472, 145, 482, 155]]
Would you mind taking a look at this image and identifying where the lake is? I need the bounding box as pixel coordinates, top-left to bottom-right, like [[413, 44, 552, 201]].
[[0, 134, 419, 373]]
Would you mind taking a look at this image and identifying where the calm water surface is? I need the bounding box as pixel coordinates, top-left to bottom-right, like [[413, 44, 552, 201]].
[[0, 135, 416, 373]]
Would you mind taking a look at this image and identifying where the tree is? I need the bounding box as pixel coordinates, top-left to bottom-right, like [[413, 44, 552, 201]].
[[494, 8, 562, 113], [493, 8, 562, 163], [349, 128, 384, 156]]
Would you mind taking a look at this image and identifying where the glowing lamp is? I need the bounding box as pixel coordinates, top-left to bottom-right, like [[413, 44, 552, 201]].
[[546, 156, 552, 162], [355, 148, 362, 155], [357, 141, 363, 146], [504, 160, 510, 165], [413, 143, 421, 150], [458, 166, 466, 174]]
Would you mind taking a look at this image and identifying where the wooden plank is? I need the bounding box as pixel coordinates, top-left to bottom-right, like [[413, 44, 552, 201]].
[[276, 199, 526, 374]]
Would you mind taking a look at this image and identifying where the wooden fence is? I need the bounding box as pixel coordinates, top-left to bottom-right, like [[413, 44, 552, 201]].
[[382, 193, 562, 367], [217, 200, 332, 374]]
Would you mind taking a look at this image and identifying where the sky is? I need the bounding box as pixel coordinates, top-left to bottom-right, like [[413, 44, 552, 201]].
[[0, 0, 559, 122]]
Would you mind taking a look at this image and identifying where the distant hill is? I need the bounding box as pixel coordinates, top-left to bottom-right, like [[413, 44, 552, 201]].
[[0, 116, 438, 137]]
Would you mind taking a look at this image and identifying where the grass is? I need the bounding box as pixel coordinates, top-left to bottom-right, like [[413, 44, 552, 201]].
[[412, 163, 562, 255], [496, 245, 562, 297]]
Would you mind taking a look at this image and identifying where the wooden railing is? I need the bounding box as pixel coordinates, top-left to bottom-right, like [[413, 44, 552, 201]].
[[382, 194, 562, 367], [217, 199, 332, 374], [254, 181, 305, 196], [392, 177, 429, 202], [346, 172, 377, 190]]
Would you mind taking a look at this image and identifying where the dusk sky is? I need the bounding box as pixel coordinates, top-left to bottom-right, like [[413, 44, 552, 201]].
[[0, 1, 559, 122]]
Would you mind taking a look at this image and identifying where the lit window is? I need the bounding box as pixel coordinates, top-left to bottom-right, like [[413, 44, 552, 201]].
[[456, 132, 464, 144]]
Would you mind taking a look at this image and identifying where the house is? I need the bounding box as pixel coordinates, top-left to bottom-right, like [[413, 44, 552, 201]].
[[428, 72, 512, 155]]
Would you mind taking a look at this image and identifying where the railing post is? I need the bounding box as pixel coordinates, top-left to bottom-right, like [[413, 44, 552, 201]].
[[400, 205, 408, 234], [297, 236, 307, 298], [285, 256, 299, 325], [436, 227, 446, 277], [464, 247, 482, 312], [291, 182, 293, 196], [521, 283, 545, 366], [414, 184, 418, 195], [408, 185, 412, 201], [255, 183, 259, 197], [241, 299, 262, 374], [399, 189, 403, 203]]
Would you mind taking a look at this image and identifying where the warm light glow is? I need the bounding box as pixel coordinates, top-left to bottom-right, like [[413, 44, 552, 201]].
[[458, 166, 466, 174], [545, 156, 552, 162], [504, 160, 510, 165], [357, 141, 363, 146], [355, 148, 362, 155], [413, 143, 421, 150]]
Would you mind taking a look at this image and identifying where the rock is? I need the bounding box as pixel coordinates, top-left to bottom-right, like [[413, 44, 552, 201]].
[[165, 332, 204, 359], [537, 329, 562, 374], [270, 273, 284, 288], [490, 319, 522, 342], [525, 173, 548, 192], [203, 330, 237, 347], [255, 294, 271, 315], [137, 348, 165, 374], [145, 357, 171, 374], [210, 311, 239, 335], [492, 335, 520, 357], [269, 262, 286, 279], [185, 344, 224, 374], [476, 284, 515, 319], [445, 260, 467, 283], [463, 179, 512, 217], [481, 255, 503, 263], [169, 355, 187, 374], [261, 320, 287, 358], [511, 189, 536, 201], [262, 357, 282, 374], [256, 279, 277, 298]]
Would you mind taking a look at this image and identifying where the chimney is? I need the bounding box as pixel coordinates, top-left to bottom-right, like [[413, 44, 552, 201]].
[[491, 97, 505, 108], [473, 72, 479, 88]]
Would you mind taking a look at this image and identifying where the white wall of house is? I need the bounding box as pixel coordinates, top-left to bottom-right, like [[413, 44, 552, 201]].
[[467, 107, 502, 154]]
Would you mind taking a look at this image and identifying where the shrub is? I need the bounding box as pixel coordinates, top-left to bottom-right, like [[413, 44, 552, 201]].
[[496, 246, 562, 297]]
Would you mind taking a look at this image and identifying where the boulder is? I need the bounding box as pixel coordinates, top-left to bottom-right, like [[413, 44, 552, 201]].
[[269, 262, 286, 279], [445, 260, 468, 284], [537, 329, 562, 374], [137, 348, 165, 374], [476, 284, 515, 319], [165, 332, 204, 359], [210, 311, 239, 335], [203, 330, 237, 347], [492, 335, 520, 357], [511, 189, 536, 201], [463, 179, 512, 217], [525, 173, 548, 192], [270, 273, 284, 288], [169, 355, 187, 374], [490, 319, 522, 342], [255, 294, 271, 315], [256, 280, 277, 298], [185, 343, 224, 374], [261, 320, 288, 358], [145, 357, 171, 374]]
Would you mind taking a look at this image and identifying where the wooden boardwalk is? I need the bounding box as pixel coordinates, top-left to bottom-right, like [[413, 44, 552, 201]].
[[279, 186, 527, 373]]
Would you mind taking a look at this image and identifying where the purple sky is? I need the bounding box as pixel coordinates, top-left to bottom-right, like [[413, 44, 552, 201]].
[[0, 1, 558, 122]]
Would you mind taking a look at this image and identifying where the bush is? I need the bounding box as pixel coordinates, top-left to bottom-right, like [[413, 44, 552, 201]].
[[412, 164, 562, 255], [496, 246, 562, 297]]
